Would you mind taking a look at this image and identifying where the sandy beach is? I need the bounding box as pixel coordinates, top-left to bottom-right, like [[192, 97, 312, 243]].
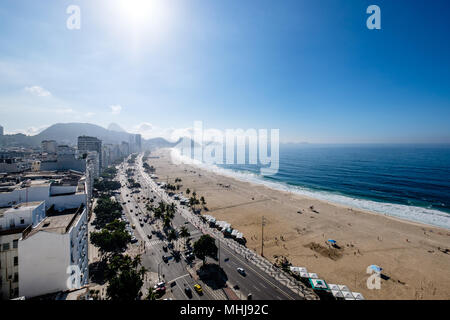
[[147, 148, 450, 300]]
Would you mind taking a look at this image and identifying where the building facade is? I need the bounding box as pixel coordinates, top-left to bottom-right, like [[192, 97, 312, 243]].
[[19, 205, 88, 298], [77, 136, 102, 172], [0, 201, 45, 299]]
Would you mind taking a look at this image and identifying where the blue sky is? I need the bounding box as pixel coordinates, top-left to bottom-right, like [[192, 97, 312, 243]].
[[0, 0, 449, 143]]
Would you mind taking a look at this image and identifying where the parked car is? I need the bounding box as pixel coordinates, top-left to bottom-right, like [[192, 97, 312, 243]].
[[131, 237, 138, 243]]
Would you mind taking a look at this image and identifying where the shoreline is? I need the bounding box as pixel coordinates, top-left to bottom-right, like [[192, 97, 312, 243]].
[[148, 148, 450, 300], [170, 148, 450, 231]]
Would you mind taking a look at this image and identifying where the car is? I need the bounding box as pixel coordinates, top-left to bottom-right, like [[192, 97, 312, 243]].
[[135, 206, 138, 209], [139, 218, 142, 221], [193, 284, 203, 294], [132, 224, 136, 229], [237, 267, 246, 276], [247, 293, 253, 300], [162, 246, 168, 252], [140, 222, 144, 227], [184, 287, 192, 297], [153, 282, 166, 293], [127, 200, 130, 202], [130, 209, 133, 212], [131, 237, 138, 243], [162, 255, 169, 262]]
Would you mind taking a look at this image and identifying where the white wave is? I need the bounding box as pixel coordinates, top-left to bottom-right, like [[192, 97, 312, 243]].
[[169, 148, 450, 230]]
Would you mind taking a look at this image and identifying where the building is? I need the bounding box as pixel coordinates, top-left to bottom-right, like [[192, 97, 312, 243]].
[[41, 140, 57, 154], [0, 171, 87, 211], [0, 201, 46, 299], [77, 136, 102, 172], [120, 141, 130, 156], [135, 134, 142, 153], [0, 125, 3, 136], [0, 158, 31, 173], [19, 204, 88, 299], [40, 145, 85, 172]]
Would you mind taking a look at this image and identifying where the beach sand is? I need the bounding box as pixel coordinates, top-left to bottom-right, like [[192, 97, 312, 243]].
[[146, 149, 450, 300]]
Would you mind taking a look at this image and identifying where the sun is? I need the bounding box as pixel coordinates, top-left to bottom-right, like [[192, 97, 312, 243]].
[[116, 0, 170, 30]]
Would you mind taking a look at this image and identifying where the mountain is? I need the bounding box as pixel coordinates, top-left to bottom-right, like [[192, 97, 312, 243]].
[[35, 123, 133, 145], [0, 122, 175, 151], [107, 123, 126, 133]]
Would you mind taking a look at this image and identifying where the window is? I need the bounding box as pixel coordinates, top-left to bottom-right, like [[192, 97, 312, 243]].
[[13, 273, 18, 283], [2, 243, 9, 251], [14, 256, 18, 266], [13, 240, 18, 249], [20, 218, 25, 225]]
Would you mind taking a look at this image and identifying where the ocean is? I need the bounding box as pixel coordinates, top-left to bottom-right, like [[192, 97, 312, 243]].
[[172, 144, 450, 229]]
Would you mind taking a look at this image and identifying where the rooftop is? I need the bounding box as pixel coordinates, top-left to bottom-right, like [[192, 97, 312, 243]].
[[0, 201, 44, 217], [22, 205, 85, 239]]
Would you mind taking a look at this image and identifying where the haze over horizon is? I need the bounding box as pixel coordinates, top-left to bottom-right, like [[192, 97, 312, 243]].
[[1, 0, 449, 143]]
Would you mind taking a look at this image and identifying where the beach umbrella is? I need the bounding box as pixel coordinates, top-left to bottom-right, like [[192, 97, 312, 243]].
[[369, 265, 382, 273], [327, 239, 337, 245], [308, 273, 319, 279]]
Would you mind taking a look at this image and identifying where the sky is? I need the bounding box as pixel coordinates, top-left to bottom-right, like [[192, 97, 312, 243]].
[[0, 0, 449, 143]]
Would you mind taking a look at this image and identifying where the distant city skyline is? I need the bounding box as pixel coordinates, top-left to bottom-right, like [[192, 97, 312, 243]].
[[0, 0, 449, 143]]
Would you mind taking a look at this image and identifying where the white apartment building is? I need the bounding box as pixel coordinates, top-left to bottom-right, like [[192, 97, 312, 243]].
[[19, 204, 89, 298], [0, 171, 87, 211], [0, 201, 45, 299]]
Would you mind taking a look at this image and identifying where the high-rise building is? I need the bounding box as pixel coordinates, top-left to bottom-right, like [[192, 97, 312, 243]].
[[41, 140, 57, 154], [77, 136, 102, 171], [135, 134, 142, 152], [0, 124, 4, 136]]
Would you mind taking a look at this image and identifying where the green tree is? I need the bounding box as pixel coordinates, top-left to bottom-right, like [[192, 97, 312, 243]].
[[179, 226, 190, 248], [186, 188, 190, 195], [200, 196, 206, 206], [93, 197, 122, 228], [193, 235, 218, 265], [106, 254, 146, 301], [90, 220, 131, 257]]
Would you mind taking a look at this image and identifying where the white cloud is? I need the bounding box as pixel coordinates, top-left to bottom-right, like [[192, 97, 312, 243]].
[[7, 125, 49, 136], [110, 105, 122, 115], [85, 112, 95, 117], [25, 86, 52, 97]]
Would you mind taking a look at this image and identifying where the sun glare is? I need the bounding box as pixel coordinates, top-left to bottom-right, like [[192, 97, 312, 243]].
[[116, 0, 171, 31]]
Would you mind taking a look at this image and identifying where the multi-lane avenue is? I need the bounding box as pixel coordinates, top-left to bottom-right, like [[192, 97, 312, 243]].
[[115, 154, 310, 300]]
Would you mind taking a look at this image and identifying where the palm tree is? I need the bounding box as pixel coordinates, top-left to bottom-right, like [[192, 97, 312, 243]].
[[179, 226, 190, 249], [186, 188, 190, 195], [146, 287, 157, 300], [200, 196, 206, 206]]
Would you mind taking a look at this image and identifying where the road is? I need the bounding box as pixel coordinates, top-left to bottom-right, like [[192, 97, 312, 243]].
[[115, 154, 307, 300]]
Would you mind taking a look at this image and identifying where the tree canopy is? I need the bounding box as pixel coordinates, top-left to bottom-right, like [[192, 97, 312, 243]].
[[193, 235, 218, 265]]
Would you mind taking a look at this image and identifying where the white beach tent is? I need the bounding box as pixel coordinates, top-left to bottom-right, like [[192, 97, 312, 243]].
[[300, 272, 309, 278], [331, 290, 344, 298], [338, 284, 350, 292], [343, 291, 355, 300], [327, 284, 339, 291], [352, 292, 365, 300], [308, 273, 319, 279]]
